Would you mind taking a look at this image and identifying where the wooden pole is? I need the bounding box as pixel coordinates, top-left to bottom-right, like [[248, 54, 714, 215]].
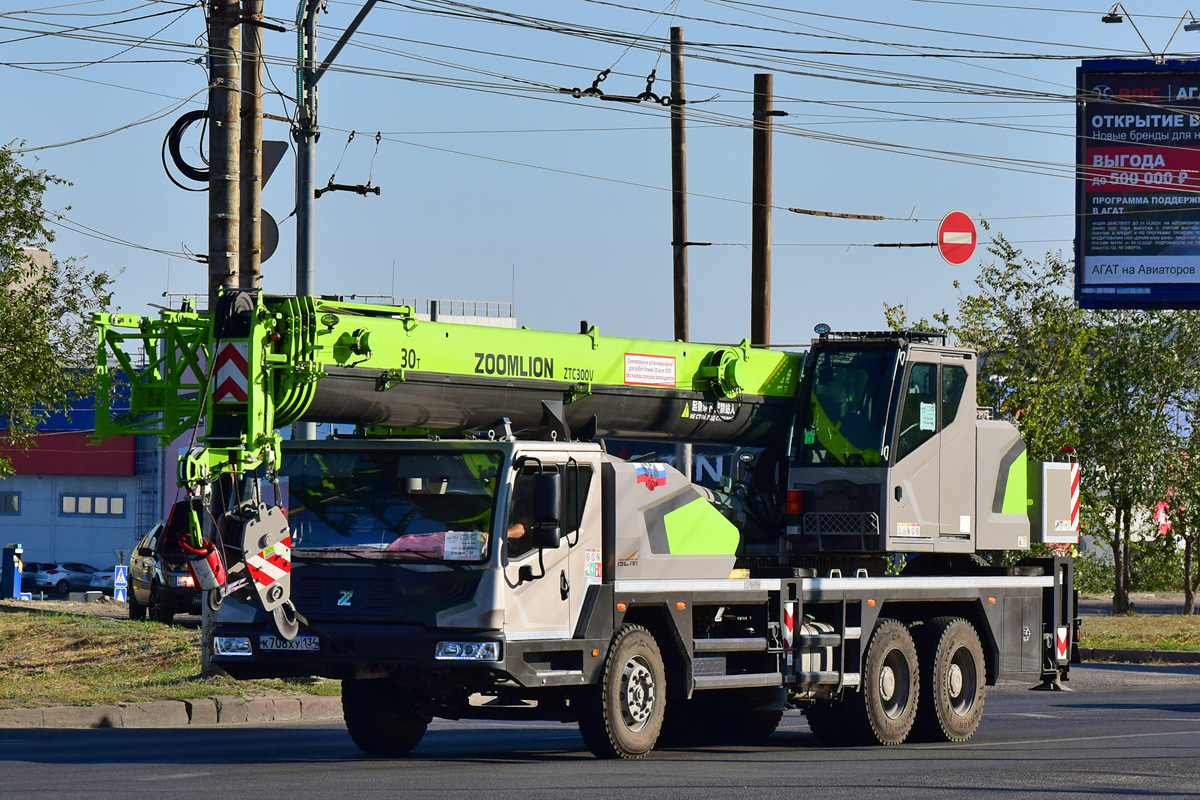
[[751, 73, 773, 348], [670, 26, 688, 344]]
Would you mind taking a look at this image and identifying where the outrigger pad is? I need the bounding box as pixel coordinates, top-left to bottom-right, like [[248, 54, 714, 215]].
[[242, 503, 292, 613]]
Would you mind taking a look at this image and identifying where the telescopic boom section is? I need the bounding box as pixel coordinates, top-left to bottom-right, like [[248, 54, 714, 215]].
[[95, 291, 803, 482]]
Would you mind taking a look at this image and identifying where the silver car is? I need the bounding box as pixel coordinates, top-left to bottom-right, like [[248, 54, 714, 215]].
[[34, 562, 101, 594]]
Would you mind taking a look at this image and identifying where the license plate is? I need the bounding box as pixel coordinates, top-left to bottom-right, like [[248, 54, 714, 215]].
[[258, 634, 319, 652]]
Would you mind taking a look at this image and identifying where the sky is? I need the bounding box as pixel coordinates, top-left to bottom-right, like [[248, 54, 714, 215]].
[[3, 0, 1197, 348]]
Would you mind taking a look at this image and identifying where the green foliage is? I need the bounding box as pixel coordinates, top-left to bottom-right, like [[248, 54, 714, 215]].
[[0, 145, 114, 477], [1073, 541, 1114, 595], [1131, 533, 1184, 593]]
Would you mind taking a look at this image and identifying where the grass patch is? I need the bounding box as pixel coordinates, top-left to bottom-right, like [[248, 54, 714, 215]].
[[1079, 614, 1200, 652], [0, 603, 340, 709]]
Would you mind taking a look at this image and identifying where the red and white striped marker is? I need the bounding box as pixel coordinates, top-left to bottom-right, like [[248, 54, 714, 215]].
[[1069, 463, 1080, 532], [247, 535, 291, 588], [783, 601, 796, 649], [212, 341, 250, 402]]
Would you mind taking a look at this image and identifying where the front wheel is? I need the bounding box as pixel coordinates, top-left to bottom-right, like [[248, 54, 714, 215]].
[[857, 618, 919, 745], [577, 624, 666, 759], [913, 617, 985, 742], [342, 678, 429, 756]]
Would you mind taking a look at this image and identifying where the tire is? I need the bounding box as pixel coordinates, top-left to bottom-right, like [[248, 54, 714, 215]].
[[342, 678, 429, 756], [55, 580, 69, 594], [577, 624, 666, 759], [147, 583, 175, 624], [912, 617, 986, 742], [857, 618, 919, 745], [127, 589, 147, 621]]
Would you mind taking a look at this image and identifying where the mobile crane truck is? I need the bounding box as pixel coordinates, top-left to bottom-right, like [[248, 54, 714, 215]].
[[94, 291, 1078, 758]]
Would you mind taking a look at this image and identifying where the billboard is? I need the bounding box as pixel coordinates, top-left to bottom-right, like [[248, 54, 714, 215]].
[[1076, 59, 1200, 309]]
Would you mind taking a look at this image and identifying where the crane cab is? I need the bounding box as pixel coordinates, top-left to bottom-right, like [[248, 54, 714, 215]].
[[787, 331, 1030, 555]]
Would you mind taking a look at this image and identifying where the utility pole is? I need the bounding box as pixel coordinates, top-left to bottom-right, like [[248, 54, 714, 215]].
[[294, 1, 319, 440], [293, 0, 379, 440], [670, 26, 688, 344], [239, 0, 264, 290], [208, 0, 241, 310], [750, 73, 774, 348], [670, 26, 693, 482], [295, 0, 318, 301]]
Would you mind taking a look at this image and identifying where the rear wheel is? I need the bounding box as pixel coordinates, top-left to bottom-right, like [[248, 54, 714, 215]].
[[342, 678, 430, 756], [147, 583, 175, 624], [913, 617, 985, 742], [54, 579, 69, 594], [577, 624, 666, 759], [857, 618, 919, 745]]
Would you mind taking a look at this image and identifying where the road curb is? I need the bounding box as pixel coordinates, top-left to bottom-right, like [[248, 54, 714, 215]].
[[1080, 647, 1200, 664], [0, 695, 343, 730]]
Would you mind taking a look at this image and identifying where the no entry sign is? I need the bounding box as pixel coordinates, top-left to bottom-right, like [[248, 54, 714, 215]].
[[938, 210, 977, 266]]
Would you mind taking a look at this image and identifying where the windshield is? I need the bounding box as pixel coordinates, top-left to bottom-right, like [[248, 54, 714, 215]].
[[281, 449, 502, 564], [795, 347, 898, 468]]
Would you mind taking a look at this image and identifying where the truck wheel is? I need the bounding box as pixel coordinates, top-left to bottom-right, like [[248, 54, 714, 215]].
[[127, 590, 146, 621], [577, 624, 666, 759], [858, 618, 919, 745], [913, 617, 985, 742], [342, 678, 429, 757]]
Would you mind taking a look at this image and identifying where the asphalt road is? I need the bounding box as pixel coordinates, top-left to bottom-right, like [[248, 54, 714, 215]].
[[2, 664, 1198, 800]]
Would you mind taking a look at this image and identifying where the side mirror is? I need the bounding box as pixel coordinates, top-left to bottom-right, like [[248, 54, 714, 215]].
[[532, 526, 562, 550], [533, 472, 561, 525]]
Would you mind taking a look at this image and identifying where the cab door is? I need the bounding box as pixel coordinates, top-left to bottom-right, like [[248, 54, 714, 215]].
[[889, 357, 940, 545], [939, 355, 977, 542], [501, 458, 572, 641], [502, 453, 603, 642]]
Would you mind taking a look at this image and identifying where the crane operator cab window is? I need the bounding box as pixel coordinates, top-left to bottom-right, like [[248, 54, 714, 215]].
[[896, 362, 939, 461], [796, 347, 898, 468]]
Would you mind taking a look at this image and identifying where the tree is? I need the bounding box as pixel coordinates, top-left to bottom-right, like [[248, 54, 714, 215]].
[[0, 144, 114, 477]]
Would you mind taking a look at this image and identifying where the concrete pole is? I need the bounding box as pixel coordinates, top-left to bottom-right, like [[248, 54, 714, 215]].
[[296, 2, 318, 300], [751, 73, 773, 348], [295, 2, 318, 440], [239, 0, 264, 290], [208, 0, 241, 310], [670, 26, 688, 345]]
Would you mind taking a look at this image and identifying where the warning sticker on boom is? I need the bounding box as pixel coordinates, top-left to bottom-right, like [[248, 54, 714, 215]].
[[625, 353, 676, 387]]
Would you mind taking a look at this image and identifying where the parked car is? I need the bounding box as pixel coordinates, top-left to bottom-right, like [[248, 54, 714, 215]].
[[34, 562, 102, 594], [127, 517, 201, 623], [89, 568, 116, 595], [20, 562, 45, 592]]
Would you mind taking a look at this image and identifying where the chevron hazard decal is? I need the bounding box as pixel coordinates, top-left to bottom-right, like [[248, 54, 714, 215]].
[[213, 341, 250, 402]]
